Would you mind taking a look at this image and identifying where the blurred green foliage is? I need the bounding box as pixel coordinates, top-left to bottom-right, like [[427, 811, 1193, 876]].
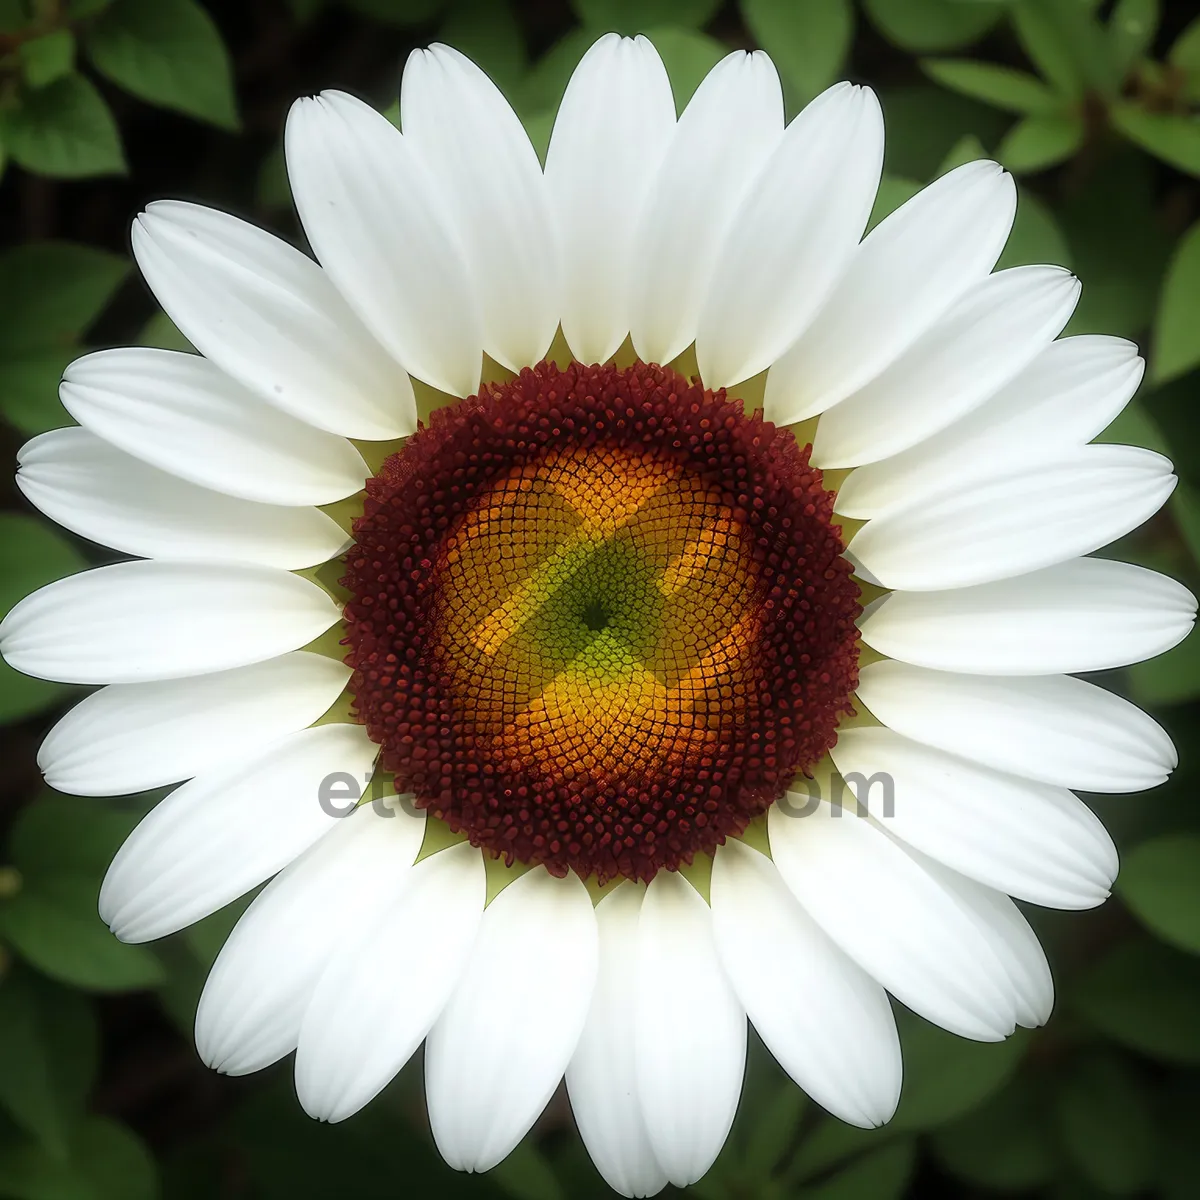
[[1, 0, 1200, 1197]]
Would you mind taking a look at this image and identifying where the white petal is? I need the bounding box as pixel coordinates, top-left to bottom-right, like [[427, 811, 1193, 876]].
[[764, 160, 1016, 425], [695, 83, 883, 389], [426, 869, 599, 1173], [58, 348, 367, 507], [17, 428, 347, 569], [286, 91, 483, 397], [811, 267, 1080, 468], [711, 840, 901, 1127], [768, 799, 1022, 1040], [856, 660, 1177, 793], [858, 558, 1197, 675], [544, 34, 676, 365], [296, 840, 485, 1121], [912, 853, 1054, 1029], [830, 726, 1117, 909], [635, 871, 746, 1187], [836, 335, 1144, 517], [0, 561, 341, 684], [99, 723, 380, 943], [847, 445, 1177, 590], [400, 45, 557, 371], [39, 652, 350, 797], [628, 50, 783, 367], [131, 202, 413, 439], [567, 885, 668, 1200], [196, 800, 427, 1076]]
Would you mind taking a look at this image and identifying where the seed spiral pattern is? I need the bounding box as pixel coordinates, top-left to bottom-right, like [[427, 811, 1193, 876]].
[[343, 360, 860, 882]]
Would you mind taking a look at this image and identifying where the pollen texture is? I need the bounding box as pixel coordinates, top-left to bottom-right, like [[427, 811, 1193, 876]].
[[343, 361, 860, 882]]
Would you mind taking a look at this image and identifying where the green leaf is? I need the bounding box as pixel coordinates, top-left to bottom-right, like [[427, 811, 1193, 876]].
[[935, 132, 987, 176], [1060, 150, 1170, 337], [862, 0, 1004, 53], [644, 27, 726, 112], [439, 0, 526, 97], [138, 310, 194, 353], [868, 175, 923, 231], [0, 1116, 158, 1200], [1072, 937, 1200, 1063], [997, 187, 1072, 269], [1055, 1051, 1157, 1196], [488, 1141, 565, 1200], [879, 84, 1008, 180], [570, 0, 720, 32], [743, 1082, 806, 1178], [0, 348, 76, 435], [921, 59, 1062, 114], [997, 112, 1084, 173], [0, 241, 128, 352], [1129, 626, 1200, 705], [19, 30, 77, 89], [799, 1141, 916, 1200], [1118, 834, 1200, 955], [1111, 104, 1200, 177], [0, 514, 87, 620], [1013, 0, 1116, 100], [1152, 218, 1200, 385], [1109, 0, 1160, 79], [1169, 15, 1200, 74], [0, 662, 69, 726], [888, 1014, 1027, 1132], [1, 74, 126, 179], [742, 0, 853, 105], [85, 0, 240, 130], [0, 793, 164, 991], [0, 966, 99, 1156], [931, 1078, 1056, 1191], [517, 29, 593, 119]]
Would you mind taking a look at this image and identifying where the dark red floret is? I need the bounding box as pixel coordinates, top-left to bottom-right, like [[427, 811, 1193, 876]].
[[342, 360, 860, 883]]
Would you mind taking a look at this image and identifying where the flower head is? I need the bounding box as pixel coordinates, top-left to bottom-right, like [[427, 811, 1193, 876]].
[[1, 32, 1195, 1199]]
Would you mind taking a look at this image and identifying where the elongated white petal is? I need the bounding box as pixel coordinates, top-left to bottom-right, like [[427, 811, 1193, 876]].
[[17, 428, 347, 569], [296, 840, 484, 1121], [629, 50, 783, 366], [426, 869, 599, 1173], [635, 872, 746, 1187], [0, 561, 340, 685], [912, 853, 1054, 1029], [768, 799, 1022, 1040], [812, 267, 1080, 468], [696, 83, 883, 389], [286, 91, 483, 397], [567, 885, 668, 1200], [196, 801, 427, 1076], [837, 336, 1144, 517], [765, 161, 1016, 425], [711, 840, 901, 1127], [858, 558, 1196, 675], [848, 445, 1176, 590], [545, 34, 676, 365], [857, 660, 1176, 793], [132, 202, 413, 439], [39, 652, 349, 797], [99, 723, 379, 943], [58, 348, 367, 506], [401, 45, 557, 371], [831, 726, 1117, 908]]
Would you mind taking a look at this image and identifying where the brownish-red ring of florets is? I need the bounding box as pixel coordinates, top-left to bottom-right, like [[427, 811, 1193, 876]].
[[342, 360, 860, 883]]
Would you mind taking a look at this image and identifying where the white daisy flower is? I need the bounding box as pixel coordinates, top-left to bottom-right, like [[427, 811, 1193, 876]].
[[1, 32, 1195, 1198]]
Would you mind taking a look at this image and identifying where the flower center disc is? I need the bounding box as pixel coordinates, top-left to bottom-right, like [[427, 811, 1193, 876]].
[[343, 361, 860, 882]]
